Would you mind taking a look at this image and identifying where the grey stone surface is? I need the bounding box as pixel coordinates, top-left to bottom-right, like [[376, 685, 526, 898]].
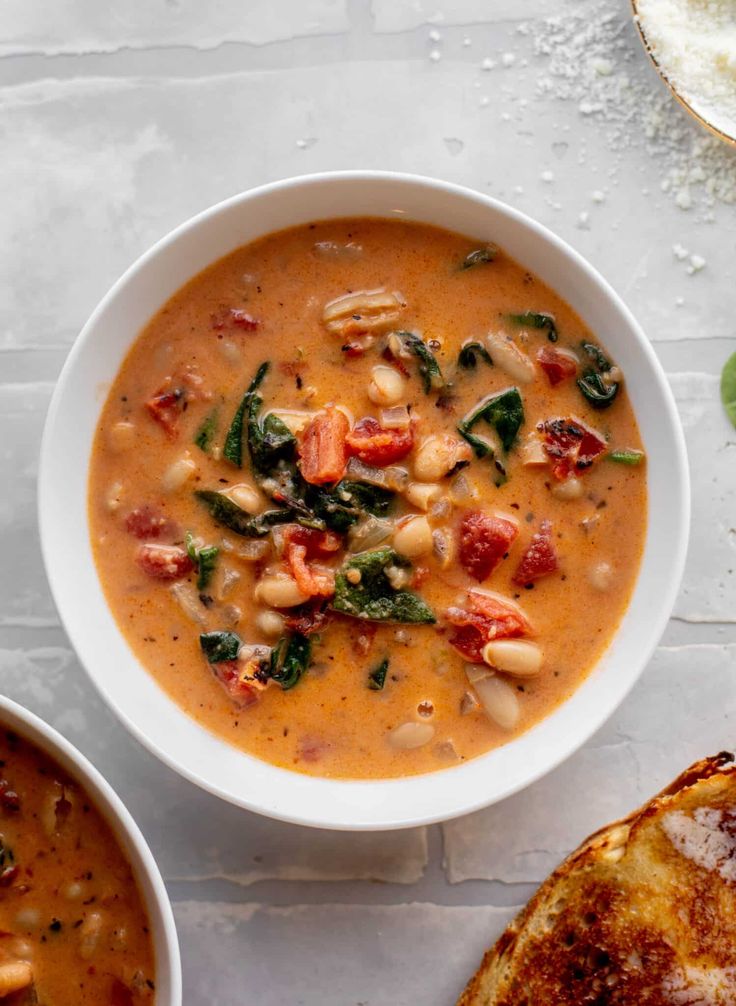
[[2, 1, 736, 1003]]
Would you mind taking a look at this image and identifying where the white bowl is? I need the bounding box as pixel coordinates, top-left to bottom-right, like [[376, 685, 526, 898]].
[[0, 695, 181, 1002], [39, 171, 689, 831]]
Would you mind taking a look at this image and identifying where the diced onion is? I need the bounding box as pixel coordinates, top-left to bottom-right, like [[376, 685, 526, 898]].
[[346, 457, 409, 491], [170, 582, 207, 625], [380, 405, 412, 429]]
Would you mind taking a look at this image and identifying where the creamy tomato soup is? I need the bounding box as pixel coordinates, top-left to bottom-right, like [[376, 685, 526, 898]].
[[0, 729, 155, 1004], [89, 218, 646, 780]]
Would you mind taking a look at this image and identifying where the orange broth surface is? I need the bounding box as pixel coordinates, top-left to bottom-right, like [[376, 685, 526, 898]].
[[0, 727, 155, 1004], [89, 218, 647, 780]]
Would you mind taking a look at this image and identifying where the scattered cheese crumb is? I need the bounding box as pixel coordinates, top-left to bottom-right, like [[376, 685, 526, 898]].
[[673, 243, 689, 260], [479, 96, 490, 107], [462, 37, 471, 47], [577, 210, 591, 228], [687, 253, 706, 274], [481, 57, 495, 71], [541, 169, 555, 183], [428, 28, 441, 42], [429, 49, 441, 62], [591, 189, 606, 203], [501, 52, 516, 68]]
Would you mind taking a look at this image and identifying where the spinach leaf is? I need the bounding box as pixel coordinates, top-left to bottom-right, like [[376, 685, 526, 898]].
[[270, 633, 311, 690], [186, 533, 219, 590], [509, 311, 558, 343], [332, 547, 436, 624], [308, 480, 395, 532], [200, 630, 241, 664], [195, 490, 295, 537], [721, 350, 736, 427], [460, 245, 497, 270], [577, 341, 619, 410], [368, 658, 389, 690], [608, 449, 645, 466], [223, 363, 296, 470], [458, 341, 494, 370], [194, 408, 219, 453], [458, 387, 525, 458], [391, 331, 444, 394]]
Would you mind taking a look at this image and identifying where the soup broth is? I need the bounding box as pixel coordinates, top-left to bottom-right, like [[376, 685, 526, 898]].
[[89, 218, 646, 779]]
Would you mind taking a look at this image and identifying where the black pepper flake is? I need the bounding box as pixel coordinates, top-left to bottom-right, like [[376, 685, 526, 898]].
[[49, 919, 62, 932]]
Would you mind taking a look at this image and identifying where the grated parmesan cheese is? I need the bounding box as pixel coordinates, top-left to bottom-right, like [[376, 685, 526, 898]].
[[636, 0, 736, 138]]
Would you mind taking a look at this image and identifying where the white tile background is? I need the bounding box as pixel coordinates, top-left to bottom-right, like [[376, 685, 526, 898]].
[[2, 1, 736, 1002]]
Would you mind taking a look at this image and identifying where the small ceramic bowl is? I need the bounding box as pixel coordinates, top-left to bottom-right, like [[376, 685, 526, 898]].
[[0, 695, 181, 1001], [39, 171, 689, 830]]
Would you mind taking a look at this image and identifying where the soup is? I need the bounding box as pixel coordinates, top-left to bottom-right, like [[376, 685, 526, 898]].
[[88, 218, 646, 779], [0, 728, 155, 1003]]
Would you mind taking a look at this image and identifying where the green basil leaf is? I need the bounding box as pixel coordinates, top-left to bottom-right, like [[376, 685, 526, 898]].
[[200, 630, 241, 664], [721, 351, 736, 427], [577, 373, 618, 409], [332, 547, 435, 624]]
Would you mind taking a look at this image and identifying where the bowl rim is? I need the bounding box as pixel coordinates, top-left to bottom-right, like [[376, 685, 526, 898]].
[[38, 169, 690, 830], [0, 694, 182, 1003]]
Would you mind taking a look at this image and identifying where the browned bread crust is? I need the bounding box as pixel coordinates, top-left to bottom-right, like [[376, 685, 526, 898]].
[[458, 752, 736, 1006]]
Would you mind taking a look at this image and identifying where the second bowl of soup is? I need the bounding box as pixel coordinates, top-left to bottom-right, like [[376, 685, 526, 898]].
[[39, 173, 688, 828]]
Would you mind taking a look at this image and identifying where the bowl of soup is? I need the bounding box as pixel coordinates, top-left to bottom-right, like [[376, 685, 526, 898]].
[[39, 172, 689, 829], [0, 695, 181, 1004]]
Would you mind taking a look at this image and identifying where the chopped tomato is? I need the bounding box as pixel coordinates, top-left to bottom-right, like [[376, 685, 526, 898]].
[[285, 602, 331, 636], [297, 735, 330, 763], [298, 407, 349, 485], [210, 660, 262, 708], [110, 979, 135, 1006], [539, 417, 607, 480], [145, 386, 186, 438], [447, 589, 530, 663], [513, 521, 559, 586], [124, 505, 177, 540], [459, 510, 518, 582], [211, 306, 259, 331], [136, 543, 194, 580], [537, 347, 577, 387], [345, 416, 414, 466]]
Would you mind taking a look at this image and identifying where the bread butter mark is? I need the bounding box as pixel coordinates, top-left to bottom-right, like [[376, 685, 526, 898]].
[[663, 964, 736, 1005], [661, 806, 736, 883]]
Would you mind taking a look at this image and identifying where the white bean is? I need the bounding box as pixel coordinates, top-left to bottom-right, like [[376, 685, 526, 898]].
[[485, 331, 535, 384], [0, 961, 32, 995], [78, 911, 103, 960], [414, 435, 472, 481], [255, 575, 310, 608], [256, 610, 285, 637], [268, 409, 315, 435], [551, 476, 583, 501], [482, 639, 543, 677], [388, 722, 435, 750], [393, 516, 433, 558], [588, 560, 614, 592], [323, 289, 403, 336], [473, 674, 521, 730], [368, 365, 405, 406], [405, 482, 442, 511], [108, 420, 136, 452], [227, 483, 262, 514], [161, 455, 197, 493]]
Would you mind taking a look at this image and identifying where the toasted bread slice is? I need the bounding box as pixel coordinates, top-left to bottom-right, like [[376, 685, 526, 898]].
[[458, 752, 736, 1005]]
